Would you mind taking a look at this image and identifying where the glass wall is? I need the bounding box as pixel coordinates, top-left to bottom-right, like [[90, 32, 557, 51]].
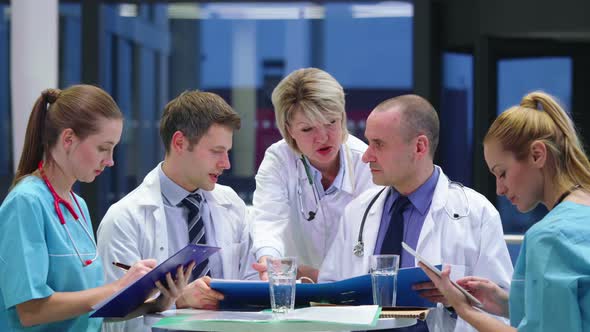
[[0, 2, 576, 237], [440, 52, 474, 188], [170, 1, 415, 203]]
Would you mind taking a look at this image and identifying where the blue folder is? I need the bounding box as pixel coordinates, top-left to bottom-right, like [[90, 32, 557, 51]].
[[396, 264, 442, 307], [91, 244, 220, 318], [210, 265, 441, 311]]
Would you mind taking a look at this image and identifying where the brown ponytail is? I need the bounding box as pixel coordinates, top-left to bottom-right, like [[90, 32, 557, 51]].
[[11, 85, 122, 188]]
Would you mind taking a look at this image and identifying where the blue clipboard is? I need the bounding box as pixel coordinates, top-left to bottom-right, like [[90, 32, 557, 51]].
[[91, 244, 220, 318], [210, 265, 441, 311], [396, 264, 442, 307]]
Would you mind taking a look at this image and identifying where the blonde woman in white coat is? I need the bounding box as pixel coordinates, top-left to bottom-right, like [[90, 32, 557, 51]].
[[251, 68, 375, 281]]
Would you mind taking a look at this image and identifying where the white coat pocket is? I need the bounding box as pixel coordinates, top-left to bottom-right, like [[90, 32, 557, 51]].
[[225, 241, 249, 279]]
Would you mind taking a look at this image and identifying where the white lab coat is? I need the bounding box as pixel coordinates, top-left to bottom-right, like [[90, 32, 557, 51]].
[[319, 166, 513, 332], [251, 135, 376, 268], [97, 165, 256, 332]]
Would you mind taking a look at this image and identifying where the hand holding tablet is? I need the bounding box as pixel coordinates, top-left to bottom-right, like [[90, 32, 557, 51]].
[[401, 242, 483, 308]]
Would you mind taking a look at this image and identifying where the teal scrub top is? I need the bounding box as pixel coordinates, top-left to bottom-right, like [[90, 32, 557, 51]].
[[0, 176, 104, 331], [509, 201, 590, 331]]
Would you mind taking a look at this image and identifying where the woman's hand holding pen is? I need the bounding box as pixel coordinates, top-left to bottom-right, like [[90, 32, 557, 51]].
[[112, 259, 158, 292]]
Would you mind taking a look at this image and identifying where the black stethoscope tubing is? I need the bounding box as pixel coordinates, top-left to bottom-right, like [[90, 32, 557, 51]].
[[353, 180, 469, 257], [353, 187, 387, 257]]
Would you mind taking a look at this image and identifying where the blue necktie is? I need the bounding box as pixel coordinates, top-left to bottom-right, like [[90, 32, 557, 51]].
[[380, 196, 430, 332], [380, 195, 410, 255], [182, 193, 210, 279]]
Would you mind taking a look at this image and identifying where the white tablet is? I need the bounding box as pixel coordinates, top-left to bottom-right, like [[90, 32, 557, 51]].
[[401, 242, 483, 308]]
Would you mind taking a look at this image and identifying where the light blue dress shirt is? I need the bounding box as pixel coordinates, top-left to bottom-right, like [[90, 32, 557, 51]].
[[509, 201, 590, 331], [374, 167, 440, 268], [306, 147, 347, 197], [0, 176, 104, 332], [158, 166, 223, 278]]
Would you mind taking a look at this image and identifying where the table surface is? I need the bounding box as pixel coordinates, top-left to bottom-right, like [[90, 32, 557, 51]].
[[149, 310, 417, 332]]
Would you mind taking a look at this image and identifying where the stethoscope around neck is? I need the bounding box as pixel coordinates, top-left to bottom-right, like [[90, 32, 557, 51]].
[[38, 161, 98, 267], [296, 146, 357, 222], [353, 180, 470, 257]]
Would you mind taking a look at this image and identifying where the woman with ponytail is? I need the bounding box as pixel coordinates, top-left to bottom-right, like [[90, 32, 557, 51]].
[[421, 91, 590, 331], [0, 85, 192, 331]]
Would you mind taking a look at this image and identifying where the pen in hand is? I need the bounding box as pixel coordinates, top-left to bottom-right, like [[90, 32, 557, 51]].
[[112, 261, 131, 271]]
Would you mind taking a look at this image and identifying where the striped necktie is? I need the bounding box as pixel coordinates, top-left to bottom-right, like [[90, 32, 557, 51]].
[[182, 193, 210, 279]]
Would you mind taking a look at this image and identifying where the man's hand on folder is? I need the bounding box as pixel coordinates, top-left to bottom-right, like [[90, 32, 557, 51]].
[[176, 276, 225, 310], [296, 265, 318, 283], [253, 256, 319, 283]]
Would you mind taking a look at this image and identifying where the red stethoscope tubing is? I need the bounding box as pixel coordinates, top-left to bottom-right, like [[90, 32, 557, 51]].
[[38, 161, 98, 267]]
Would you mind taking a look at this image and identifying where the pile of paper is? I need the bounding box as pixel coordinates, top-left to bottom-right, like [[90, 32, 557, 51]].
[[153, 305, 381, 330]]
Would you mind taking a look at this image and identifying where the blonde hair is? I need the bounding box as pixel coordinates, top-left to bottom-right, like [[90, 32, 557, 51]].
[[484, 91, 590, 192], [271, 68, 348, 153]]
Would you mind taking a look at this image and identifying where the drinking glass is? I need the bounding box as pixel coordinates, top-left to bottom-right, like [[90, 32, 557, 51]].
[[370, 254, 400, 307], [267, 256, 297, 314]]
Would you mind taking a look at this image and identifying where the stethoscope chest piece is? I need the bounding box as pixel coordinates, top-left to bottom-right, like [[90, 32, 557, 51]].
[[353, 241, 364, 257]]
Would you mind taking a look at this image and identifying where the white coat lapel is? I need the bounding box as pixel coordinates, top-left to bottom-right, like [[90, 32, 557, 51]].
[[415, 166, 448, 264], [339, 144, 355, 195], [296, 155, 309, 181], [204, 191, 233, 277], [360, 188, 389, 270], [140, 166, 169, 261]]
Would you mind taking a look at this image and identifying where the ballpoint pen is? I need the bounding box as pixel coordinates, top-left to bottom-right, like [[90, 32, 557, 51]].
[[112, 261, 131, 271]]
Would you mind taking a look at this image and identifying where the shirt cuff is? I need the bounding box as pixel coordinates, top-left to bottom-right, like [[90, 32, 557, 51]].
[[256, 247, 282, 261]]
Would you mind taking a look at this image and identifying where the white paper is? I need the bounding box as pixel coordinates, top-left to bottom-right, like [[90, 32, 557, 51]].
[[184, 305, 380, 325], [283, 305, 379, 325]]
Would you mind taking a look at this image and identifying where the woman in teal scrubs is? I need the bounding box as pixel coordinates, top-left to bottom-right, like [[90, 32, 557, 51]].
[[0, 85, 192, 331], [421, 91, 590, 332]]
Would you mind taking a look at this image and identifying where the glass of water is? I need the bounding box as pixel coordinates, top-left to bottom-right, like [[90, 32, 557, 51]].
[[267, 256, 297, 314], [370, 254, 400, 307]]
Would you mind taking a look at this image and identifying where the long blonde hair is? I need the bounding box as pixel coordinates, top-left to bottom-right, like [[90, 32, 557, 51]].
[[484, 91, 590, 192]]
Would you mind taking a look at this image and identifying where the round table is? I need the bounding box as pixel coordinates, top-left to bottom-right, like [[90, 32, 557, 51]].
[[151, 316, 417, 331]]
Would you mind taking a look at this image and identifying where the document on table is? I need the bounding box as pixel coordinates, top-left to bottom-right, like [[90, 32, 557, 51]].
[[154, 305, 380, 328]]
